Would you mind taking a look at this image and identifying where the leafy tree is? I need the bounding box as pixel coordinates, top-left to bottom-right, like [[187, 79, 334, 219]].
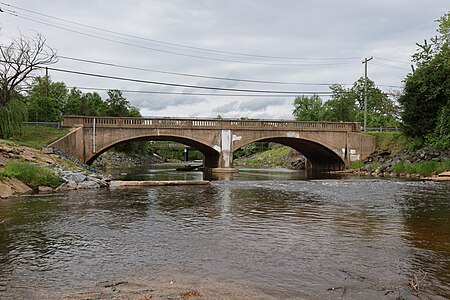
[[352, 77, 400, 128], [64, 88, 83, 115], [104, 89, 132, 117], [0, 97, 28, 138], [323, 84, 357, 122], [399, 12, 450, 140], [26, 76, 68, 121], [293, 95, 325, 121], [80, 92, 106, 116]]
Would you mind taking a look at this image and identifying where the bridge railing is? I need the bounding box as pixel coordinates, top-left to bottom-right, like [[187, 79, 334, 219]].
[[62, 116, 361, 132]]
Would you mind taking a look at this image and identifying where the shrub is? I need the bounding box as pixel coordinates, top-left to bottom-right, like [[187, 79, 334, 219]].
[[2, 161, 62, 190]]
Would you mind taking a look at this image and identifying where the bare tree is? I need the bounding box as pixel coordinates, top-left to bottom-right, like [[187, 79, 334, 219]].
[[0, 32, 57, 108]]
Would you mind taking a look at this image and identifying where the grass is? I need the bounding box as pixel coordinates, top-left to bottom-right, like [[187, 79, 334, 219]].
[[366, 131, 409, 154], [235, 146, 293, 167], [392, 160, 450, 176], [350, 161, 364, 169], [0, 125, 68, 149], [1, 161, 63, 190]]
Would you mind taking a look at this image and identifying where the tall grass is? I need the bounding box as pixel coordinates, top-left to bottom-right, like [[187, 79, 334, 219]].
[[392, 160, 450, 176], [2, 161, 62, 190], [6, 125, 68, 149]]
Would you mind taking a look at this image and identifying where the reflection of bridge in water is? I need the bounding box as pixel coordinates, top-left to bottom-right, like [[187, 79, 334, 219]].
[[50, 116, 376, 172]]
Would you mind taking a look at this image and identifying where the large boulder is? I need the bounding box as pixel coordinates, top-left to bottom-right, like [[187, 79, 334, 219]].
[[6, 178, 33, 195], [77, 181, 100, 189], [0, 181, 13, 199], [62, 172, 87, 183]]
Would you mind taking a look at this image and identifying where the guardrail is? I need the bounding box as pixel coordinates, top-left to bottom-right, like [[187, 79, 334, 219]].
[[24, 121, 61, 128], [62, 116, 361, 132], [365, 127, 399, 132]]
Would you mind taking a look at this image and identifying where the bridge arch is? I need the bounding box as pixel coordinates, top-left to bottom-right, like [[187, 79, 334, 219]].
[[86, 134, 220, 168], [234, 136, 345, 171]]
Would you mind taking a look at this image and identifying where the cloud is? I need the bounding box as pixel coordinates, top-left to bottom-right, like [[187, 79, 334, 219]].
[[0, 0, 448, 120], [238, 98, 288, 112], [212, 101, 239, 114]]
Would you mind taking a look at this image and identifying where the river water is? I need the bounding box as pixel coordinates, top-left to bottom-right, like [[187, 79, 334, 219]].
[[0, 166, 449, 299]]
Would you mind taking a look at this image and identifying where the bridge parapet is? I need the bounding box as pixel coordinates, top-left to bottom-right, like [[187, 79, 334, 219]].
[[62, 116, 360, 132]]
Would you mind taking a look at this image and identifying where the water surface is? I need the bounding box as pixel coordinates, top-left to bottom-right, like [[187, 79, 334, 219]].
[[0, 167, 449, 299]]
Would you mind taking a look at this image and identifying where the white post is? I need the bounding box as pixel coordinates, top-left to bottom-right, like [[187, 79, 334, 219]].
[[93, 117, 96, 153]]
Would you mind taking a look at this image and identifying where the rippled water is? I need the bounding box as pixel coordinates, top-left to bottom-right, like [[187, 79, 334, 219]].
[[0, 167, 449, 299]]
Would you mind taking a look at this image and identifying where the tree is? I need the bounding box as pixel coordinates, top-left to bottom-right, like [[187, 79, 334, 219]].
[[293, 95, 325, 121], [399, 12, 450, 140], [291, 80, 399, 127], [352, 77, 400, 128], [26, 76, 68, 121], [80, 92, 106, 116], [323, 84, 357, 122], [0, 33, 57, 109], [0, 33, 57, 137], [104, 89, 132, 117], [64, 88, 83, 115]]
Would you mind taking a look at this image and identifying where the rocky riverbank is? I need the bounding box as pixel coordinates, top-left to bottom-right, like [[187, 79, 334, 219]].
[[0, 145, 111, 199], [352, 146, 450, 179]]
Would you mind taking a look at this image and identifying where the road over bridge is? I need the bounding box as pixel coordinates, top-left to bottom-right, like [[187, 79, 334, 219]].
[[50, 116, 376, 172]]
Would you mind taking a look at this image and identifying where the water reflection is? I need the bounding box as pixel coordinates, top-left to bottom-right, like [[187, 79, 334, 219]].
[[395, 182, 450, 297], [0, 173, 449, 299]]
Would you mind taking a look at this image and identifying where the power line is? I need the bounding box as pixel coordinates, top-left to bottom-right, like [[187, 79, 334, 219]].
[[58, 55, 350, 86], [373, 56, 411, 64], [371, 62, 410, 71], [8, 11, 356, 67], [45, 66, 332, 94], [68, 86, 333, 97], [0, 2, 361, 62]]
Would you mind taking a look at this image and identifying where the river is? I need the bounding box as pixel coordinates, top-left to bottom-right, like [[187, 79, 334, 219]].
[[0, 165, 449, 299]]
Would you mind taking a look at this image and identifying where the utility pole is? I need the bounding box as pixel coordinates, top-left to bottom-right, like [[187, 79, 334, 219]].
[[45, 67, 49, 122], [362, 56, 373, 131]]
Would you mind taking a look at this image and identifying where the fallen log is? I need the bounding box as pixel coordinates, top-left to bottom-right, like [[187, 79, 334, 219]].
[[109, 180, 210, 187]]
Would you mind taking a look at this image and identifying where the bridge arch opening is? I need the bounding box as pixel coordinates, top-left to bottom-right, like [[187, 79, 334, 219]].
[[234, 137, 345, 171], [86, 135, 220, 168]]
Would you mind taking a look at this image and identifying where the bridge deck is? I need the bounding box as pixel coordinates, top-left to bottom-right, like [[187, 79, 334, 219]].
[[63, 116, 361, 132]]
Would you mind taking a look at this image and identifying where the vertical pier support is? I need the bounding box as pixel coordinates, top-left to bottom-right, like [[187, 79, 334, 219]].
[[212, 129, 239, 173]]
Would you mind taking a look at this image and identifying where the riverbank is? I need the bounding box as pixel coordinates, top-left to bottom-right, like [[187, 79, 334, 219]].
[[0, 143, 112, 199], [349, 146, 450, 180], [234, 145, 306, 169]]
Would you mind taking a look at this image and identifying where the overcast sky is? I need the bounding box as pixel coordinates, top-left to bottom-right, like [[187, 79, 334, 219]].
[[0, 1, 448, 119]]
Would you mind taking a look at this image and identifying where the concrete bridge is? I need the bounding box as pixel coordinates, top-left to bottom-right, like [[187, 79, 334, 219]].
[[50, 116, 376, 172]]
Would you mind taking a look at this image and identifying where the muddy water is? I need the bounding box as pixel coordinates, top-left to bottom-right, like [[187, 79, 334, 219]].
[[0, 167, 449, 299]]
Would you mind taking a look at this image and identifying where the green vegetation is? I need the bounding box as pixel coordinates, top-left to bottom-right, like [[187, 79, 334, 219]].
[[392, 160, 450, 177], [366, 131, 409, 154], [0, 33, 57, 138], [1, 161, 62, 190], [350, 161, 364, 169], [1, 125, 69, 149], [0, 99, 28, 138], [235, 145, 293, 167], [234, 142, 269, 158], [399, 12, 450, 149], [147, 142, 203, 161], [293, 78, 399, 128]]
